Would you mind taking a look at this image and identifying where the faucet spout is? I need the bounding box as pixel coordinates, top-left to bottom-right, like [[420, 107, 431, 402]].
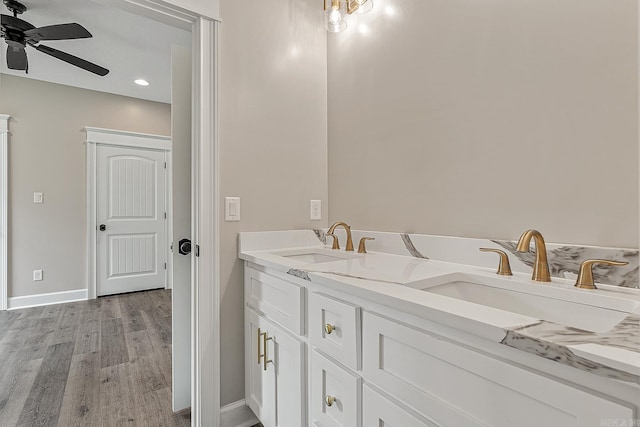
[[327, 221, 354, 251], [516, 229, 551, 282]]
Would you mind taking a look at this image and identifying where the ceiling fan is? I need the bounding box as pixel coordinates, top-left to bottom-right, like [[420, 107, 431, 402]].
[[0, 0, 109, 76]]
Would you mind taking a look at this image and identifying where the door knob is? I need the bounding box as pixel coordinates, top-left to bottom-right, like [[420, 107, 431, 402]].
[[99, 224, 106, 231], [178, 238, 192, 255]]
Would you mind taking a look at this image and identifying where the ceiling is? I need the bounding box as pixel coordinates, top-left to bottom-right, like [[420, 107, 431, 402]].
[[0, 0, 191, 103]]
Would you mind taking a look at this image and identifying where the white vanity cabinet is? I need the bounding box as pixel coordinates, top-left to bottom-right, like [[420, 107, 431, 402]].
[[244, 268, 306, 427], [244, 262, 638, 427], [362, 312, 635, 426]]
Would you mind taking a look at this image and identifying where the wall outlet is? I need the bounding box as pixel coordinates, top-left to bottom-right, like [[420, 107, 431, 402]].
[[33, 269, 43, 281], [33, 192, 43, 204], [310, 200, 321, 220]]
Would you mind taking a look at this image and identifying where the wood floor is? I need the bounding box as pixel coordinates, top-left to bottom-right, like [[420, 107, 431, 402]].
[[0, 289, 190, 427]]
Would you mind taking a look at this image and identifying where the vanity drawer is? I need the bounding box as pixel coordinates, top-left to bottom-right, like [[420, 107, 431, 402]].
[[309, 293, 361, 370], [246, 268, 304, 336], [311, 351, 361, 427], [363, 385, 434, 427], [363, 312, 634, 427]]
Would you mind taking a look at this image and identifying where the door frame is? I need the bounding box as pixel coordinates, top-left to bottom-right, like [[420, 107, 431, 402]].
[[2, 2, 221, 425], [0, 115, 9, 311], [91, 4, 221, 426], [85, 127, 172, 299]]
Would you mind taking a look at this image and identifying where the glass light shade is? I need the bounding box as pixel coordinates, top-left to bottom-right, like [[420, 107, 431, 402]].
[[353, 0, 373, 14], [325, 0, 347, 32]]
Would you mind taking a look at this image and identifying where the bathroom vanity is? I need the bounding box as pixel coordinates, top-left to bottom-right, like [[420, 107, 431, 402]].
[[239, 230, 639, 427]]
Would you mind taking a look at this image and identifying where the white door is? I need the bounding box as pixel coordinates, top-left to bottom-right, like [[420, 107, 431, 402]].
[[96, 144, 167, 296]]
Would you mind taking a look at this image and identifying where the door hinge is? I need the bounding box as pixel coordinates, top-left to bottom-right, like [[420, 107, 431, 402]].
[[195, 245, 200, 257], [170, 243, 173, 251], [164, 262, 167, 270], [164, 162, 167, 169], [164, 212, 167, 219]]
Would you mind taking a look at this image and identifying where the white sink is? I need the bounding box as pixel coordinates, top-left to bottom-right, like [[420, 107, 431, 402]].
[[410, 274, 638, 333], [284, 253, 348, 264], [268, 248, 358, 264]]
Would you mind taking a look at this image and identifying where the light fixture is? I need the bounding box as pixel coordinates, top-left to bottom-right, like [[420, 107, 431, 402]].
[[134, 79, 150, 86], [353, 0, 373, 14], [324, 0, 373, 33]]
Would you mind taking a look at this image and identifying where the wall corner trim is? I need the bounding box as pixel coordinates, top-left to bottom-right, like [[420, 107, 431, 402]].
[[0, 114, 9, 311], [8, 288, 88, 310]]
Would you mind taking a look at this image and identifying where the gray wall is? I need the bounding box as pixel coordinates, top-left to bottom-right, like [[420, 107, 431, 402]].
[[328, 0, 639, 249], [218, 0, 328, 405], [0, 74, 171, 298]]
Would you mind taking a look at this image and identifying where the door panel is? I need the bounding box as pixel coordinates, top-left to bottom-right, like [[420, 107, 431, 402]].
[[97, 145, 166, 296]]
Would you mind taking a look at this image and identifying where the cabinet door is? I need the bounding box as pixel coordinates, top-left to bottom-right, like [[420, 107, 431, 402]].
[[246, 309, 276, 427], [270, 320, 306, 427]]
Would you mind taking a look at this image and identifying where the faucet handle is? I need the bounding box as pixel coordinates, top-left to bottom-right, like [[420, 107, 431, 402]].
[[575, 259, 628, 290], [327, 233, 340, 250], [358, 237, 375, 254], [479, 248, 513, 276]]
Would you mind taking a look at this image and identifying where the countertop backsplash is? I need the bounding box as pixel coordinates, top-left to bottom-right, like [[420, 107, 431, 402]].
[[314, 229, 639, 289]]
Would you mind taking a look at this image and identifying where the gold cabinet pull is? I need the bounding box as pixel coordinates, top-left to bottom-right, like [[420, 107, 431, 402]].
[[262, 331, 273, 371], [358, 237, 375, 254], [324, 324, 336, 335], [325, 395, 336, 407], [575, 259, 628, 290], [479, 248, 513, 276], [257, 328, 264, 365], [327, 233, 340, 250]]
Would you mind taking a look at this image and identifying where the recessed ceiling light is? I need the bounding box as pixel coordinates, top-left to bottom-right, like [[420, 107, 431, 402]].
[[134, 79, 150, 86]]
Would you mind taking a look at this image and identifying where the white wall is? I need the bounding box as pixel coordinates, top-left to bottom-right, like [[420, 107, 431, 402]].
[[218, 0, 328, 405], [0, 74, 171, 298], [328, 0, 638, 249]]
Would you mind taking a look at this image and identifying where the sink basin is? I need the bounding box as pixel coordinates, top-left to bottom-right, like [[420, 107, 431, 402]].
[[284, 253, 348, 264], [412, 274, 638, 333], [268, 248, 359, 265]]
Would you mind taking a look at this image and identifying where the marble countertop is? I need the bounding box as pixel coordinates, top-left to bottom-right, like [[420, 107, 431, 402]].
[[238, 230, 640, 385]]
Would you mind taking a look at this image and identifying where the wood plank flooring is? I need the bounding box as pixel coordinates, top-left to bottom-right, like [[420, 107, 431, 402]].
[[0, 289, 190, 427]]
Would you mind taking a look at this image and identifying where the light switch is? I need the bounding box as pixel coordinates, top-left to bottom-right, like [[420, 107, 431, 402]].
[[34, 192, 43, 204], [310, 200, 321, 220], [33, 269, 43, 281], [225, 197, 240, 221]]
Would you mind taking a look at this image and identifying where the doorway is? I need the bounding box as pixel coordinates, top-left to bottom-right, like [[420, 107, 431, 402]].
[[95, 143, 169, 297], [0, 1, 220, 424]]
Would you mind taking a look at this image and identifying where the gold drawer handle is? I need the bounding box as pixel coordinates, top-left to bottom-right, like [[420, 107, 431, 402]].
[[324, 324, 336, 335], [262, 331, 273, 371], [325, 395, 336, 407]]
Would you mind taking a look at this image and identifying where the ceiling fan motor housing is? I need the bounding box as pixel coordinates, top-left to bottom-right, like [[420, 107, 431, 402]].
[[3, 0, 26, 16]]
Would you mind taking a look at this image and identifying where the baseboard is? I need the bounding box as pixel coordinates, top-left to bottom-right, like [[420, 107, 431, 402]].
[[220, 399, 259, 427], [8, 289, 88, 310]]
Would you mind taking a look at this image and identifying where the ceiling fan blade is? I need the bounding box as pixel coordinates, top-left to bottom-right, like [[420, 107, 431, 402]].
[[24, 23, 92, 42], [1, 14, 35, 31], [6, 45, 28, 70], [35, 44, 109, 76]]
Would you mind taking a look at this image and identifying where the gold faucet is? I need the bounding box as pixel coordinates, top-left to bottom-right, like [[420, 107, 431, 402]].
[[327, 221, 354, 251], [479, 248, 513, 276], [516, 229, 551, 282], [575, 259, 628, 290]]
